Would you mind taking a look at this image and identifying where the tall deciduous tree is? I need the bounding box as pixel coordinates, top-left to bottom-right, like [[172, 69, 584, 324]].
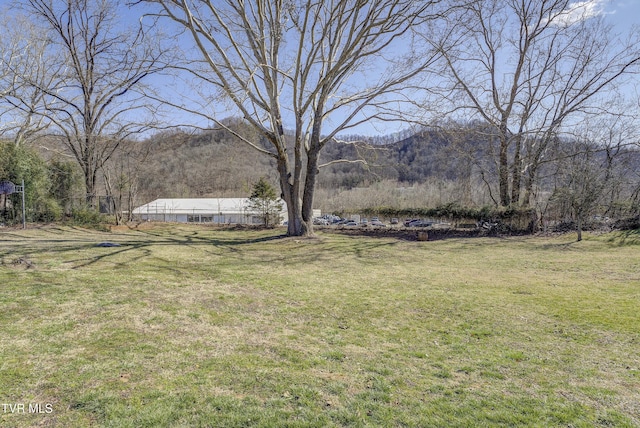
[[0, 11, 53, 145], [139, 0, 442, 236], [18, 0, 166, 207], [430, 0, 640, 207]]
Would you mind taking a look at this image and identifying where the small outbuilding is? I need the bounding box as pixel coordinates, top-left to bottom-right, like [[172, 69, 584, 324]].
[[132, 198, 287, 225]]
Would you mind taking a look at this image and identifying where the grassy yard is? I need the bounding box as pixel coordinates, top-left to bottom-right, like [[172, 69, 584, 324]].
[[0, 224, 639, 427]]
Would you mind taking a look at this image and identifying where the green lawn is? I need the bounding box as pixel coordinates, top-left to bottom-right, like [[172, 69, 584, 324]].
[[1, 224, 639, 427]]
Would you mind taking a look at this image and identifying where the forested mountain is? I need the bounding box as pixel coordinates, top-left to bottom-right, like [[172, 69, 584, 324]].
[[14, 117, 637, 229], [129, 122, 639, 211], [132, 125, 470, 202], [135, 127, 279, 200]]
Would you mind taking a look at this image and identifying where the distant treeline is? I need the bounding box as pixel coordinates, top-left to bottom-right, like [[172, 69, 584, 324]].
[[3, 118, 639, 232]]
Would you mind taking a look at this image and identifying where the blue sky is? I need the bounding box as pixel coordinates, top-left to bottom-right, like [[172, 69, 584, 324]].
[[167, 0, 640, 137], [603, 0, 640, 31], [550, 0, 639, 30], [1, 0, 638, 138]]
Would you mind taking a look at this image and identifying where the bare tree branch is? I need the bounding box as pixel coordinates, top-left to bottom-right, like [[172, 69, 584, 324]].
[[425, 0, 640, 207], [12, 0, 169, 206]]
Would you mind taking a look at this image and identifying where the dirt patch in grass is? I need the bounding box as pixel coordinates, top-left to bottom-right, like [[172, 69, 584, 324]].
[[321, 225, 484, 241]]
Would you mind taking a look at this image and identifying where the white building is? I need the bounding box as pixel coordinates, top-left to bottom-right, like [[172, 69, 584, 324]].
[[132, 198, 287, 225]]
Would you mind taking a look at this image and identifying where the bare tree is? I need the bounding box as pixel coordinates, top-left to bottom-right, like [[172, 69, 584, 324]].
[[103, 138, 153, 224], [552, 113, 637, 241], [138, 0, 442, 236], [0, 11, 53, 145], [16, 0, 167, 207], [430, 0, 640, 208], [552, 144, 611, 242]]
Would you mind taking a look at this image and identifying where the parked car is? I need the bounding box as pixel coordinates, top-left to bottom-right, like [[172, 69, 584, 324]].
[[313, 217, 329, 225], [390, 218, 399, 225], [407, 220, 433, 228], [322, 214, 342, 224], [370, 220, 386, 227], [404, 218, 418, 227], [343, 221, 358, 226], [330, 216, 343, 224]]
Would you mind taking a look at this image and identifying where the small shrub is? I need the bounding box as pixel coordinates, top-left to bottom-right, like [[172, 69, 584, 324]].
[[33, 198, 63, 222], [68, 208, 112, 230]]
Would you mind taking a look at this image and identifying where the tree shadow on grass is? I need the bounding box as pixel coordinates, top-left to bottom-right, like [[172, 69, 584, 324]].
[[0, 226, 340, 271], [606, 229, 640, 247]]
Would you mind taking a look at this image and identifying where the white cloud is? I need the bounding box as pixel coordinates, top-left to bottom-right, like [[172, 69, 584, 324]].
[[548, 0, 607, 27]]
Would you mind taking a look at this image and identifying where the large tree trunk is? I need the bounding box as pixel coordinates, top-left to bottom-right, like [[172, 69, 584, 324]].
[[277, 158, 297, 236], [83, 167, 97, 209], [277, 156, 312, 237], [283, 197, 311, 236], [301, 146, 321, 236], [576, 216, 583, 242], [279, 168, 316, 237]]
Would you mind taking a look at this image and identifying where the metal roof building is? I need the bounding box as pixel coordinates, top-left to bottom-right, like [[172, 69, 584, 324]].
[[132, 198, 287, 225]]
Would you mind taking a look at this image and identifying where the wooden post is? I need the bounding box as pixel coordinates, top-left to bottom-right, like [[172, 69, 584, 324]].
[[21, 179, 25, 229]]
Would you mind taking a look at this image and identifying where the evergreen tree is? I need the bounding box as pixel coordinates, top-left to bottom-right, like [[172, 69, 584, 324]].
[[248, 177, 283, 227]]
